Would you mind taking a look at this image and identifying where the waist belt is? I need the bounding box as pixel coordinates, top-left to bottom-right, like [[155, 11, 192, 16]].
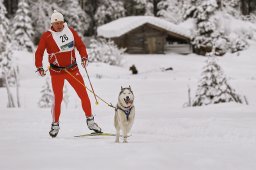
[[50, 62, 77, 71]]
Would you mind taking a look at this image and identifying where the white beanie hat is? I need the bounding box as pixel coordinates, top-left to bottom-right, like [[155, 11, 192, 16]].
[[51, 10, 64, 23]]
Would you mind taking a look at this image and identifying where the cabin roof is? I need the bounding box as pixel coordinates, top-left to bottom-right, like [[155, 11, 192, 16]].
[[97, 16, 191, 39]]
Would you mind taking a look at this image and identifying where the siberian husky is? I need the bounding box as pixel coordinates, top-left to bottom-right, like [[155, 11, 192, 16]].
[[114, 86, 135, 143]]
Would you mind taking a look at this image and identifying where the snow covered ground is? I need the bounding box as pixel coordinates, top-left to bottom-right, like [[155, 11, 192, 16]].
[[0, 43, 256, 170]]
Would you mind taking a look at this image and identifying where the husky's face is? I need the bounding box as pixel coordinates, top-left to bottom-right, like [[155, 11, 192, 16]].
[[118, 86, 134, 108]]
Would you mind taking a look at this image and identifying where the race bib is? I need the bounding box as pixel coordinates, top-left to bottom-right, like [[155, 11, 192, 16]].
[[49, 23, 74, 52]]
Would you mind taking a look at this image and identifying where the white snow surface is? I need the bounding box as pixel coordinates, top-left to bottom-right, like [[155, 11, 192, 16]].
[[97, 16, 191, 38], [1, 42, 256, 170]]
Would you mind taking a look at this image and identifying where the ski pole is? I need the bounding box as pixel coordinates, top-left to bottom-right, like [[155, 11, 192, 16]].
[[84, 67, 99, 105]]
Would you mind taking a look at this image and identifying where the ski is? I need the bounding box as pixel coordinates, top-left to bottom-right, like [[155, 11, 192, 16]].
[[74, 132, 116, 137], [74, 132, 131, 138]]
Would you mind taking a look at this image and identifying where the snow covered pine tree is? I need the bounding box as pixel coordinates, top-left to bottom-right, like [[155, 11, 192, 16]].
[[0, 0, 18, 107], [184, 0, 229, 56], [94, 0, 125, 27], [192, 57, 243, 106], [0, 47, 16, 107], [157, 0, 185, 24], [12, 0, 34, 52], [30, 0, 53, 44], [88, 38, 125, 66], [0, 0, 9, 54], [38, 78, 53, 108], [38, 78, 69, 108]]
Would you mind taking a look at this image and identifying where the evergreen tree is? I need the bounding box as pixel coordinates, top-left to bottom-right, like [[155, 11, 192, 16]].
[[230, 35, 248, 53], [192, 57, 243, 106], [38, 78, 53, 108], [29, 0, 52, 44], [184, 0, 249, 55], [0, 0, 17, 107], [84, 0, 126, 35], [81, 0, 100, 35], [124, 0, 147, 16], [88, 38, 125, 66], [240, 0, 256, 15], [12, 0, 34, 52], [221, 0, 241, 17], [157, 0, 186, 23], [0, 0, 9, 54], [0, 43, 16, 107], [184, 0, 229, 56], [94, 0, 125, 26], [143, 0, 154, 16], [221, 0, 256, 17]]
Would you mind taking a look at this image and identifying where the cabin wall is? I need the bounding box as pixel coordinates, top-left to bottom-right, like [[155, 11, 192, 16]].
[[126, 26, 146, 54], [125, 24, 166, 54], [110, 24, 191, 54], [165, 44, 192, 54], [144, 25, 166, 54]]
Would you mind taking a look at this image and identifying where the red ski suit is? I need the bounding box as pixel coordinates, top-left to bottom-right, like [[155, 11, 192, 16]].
[[35, 26, 92, 123]]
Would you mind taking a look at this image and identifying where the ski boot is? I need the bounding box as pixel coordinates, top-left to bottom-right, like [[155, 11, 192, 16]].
[[86, 116, 102, 133], [49, 122, 60, 138]]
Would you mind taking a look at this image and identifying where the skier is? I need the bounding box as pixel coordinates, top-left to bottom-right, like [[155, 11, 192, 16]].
[[35, 10, 102, 137]]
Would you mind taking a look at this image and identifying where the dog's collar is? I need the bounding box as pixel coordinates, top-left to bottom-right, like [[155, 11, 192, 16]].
[[116, 105, 133, 121]]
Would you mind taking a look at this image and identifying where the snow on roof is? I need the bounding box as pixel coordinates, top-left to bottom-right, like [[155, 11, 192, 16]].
[[97, 16, 192, 39]]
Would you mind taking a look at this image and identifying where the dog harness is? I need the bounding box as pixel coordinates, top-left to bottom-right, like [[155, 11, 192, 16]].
[[116, 105, 134, 121]]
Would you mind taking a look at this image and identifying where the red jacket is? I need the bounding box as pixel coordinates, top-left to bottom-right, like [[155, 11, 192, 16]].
[[35, 27, 88, 68]]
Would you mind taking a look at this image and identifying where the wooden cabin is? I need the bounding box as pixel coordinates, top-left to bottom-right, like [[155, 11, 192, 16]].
[[97, 16, 192, 54]]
